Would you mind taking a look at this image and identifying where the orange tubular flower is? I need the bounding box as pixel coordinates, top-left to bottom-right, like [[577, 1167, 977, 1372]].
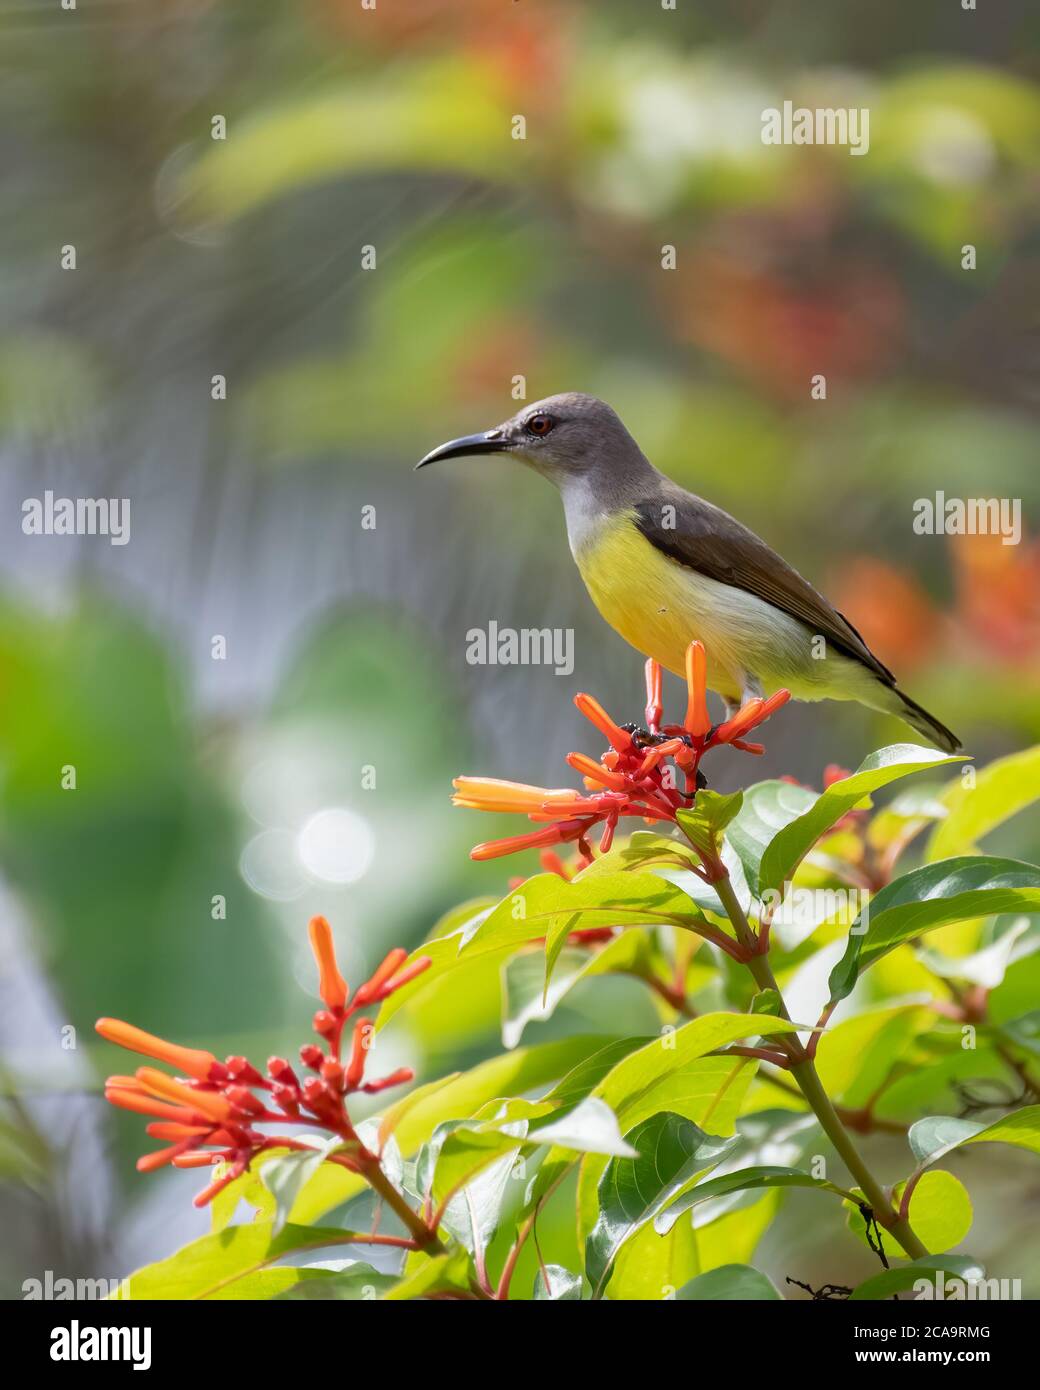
[[145, 1122, 214, 1140], [171, 1151, 223, 1170], [645, 658, 663, 733], [684, 643, 711, 737], [713, 689, 791, 745], [452, 777, 587, 814], [572, 693, 632, 751], [135, 1068, 232, 1123], [95, 1019, 224, 1083], [103, 1088, 205, 1124], [308, 915, 349, 1011], [470, 818, 595, 862], [566, 751, 629, 791], [137, 1145, 189, 1174], [354, 949, 407, 1005], [454, 641, 791, 865], [96, 916, 431, 1209]]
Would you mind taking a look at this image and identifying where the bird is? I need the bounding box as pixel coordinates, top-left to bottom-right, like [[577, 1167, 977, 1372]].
[[416, 392, 960, 753]]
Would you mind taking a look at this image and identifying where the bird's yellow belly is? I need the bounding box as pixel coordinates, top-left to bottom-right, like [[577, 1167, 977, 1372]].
[[575, 517, 751, 701], [572, 514, 817, 706]]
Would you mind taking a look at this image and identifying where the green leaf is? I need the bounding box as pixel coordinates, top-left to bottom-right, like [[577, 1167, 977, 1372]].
[[382, 1246, 474, 1302], [850, 1255, 987, 1301], [581, 830, 701, 877], [694, 1193, 781, 1273], [673, 1110, 821, 1230], [539, 1038, 651, 1111], [751, 989, 781, 1015], [373, 898, 498, 1030], [502, 947, 587, 1048], [529, 1097, 638, 1157], [609, 1213, 699, 1300], [908, 1105, 1040, 1167], [908, 1115, 987, 1166], [569, 1013, 796, 1241], [520, 869, 711, 941], [591, 1012, 797, 1120], [815, 1005, 931, 1109], [759, 745, 966, 900], [200, 1268, 344, 1300], [210, 1152, 280, 1232], [655, 841, 753, 920], [655, 1165, 848, 1234], [420, 1095, 637, 1256], [290, 1035, 620, 1223], [828, 857, 1040, 1004], [418, 1116, 523, 1212], [502, 931, 651, 1049], [276, 1262, 399, 1301], [439, 1145, 523, 1257], [727, 780, 817, 898], [574, 1057, 760, 1242], [677, 1264, 781, 1300], [675, 789, 743, 860], [585, 1112, 737, 1297], [529, 1026, 770, 1230], [919, 915, 1038, 989], [533, 1265, 583, 1301], [928, 745, 1040, 861], [114, 1222, 381, 1300], [867, 785, 950, 852], [874, 1044, 1011, 1122], [537, 871, 716, 993], [999, 1010, 1040, 1058], [895, 1171, 973, 1253], [261, 1138, 345, 1235]]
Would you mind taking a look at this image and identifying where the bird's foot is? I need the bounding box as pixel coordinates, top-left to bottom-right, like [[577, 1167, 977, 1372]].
[[621, 722, 674, 750]]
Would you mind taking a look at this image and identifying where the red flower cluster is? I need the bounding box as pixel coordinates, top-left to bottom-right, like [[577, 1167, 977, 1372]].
[[96, 918, 431, 1208], [453, 641, 790, 862]]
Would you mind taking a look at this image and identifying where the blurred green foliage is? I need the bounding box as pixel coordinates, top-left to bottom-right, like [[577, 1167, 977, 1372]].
[[0, 0, 1038, 1292]]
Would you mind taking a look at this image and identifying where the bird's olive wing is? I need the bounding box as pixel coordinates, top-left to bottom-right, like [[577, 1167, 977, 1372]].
[[633, 494, 894, 683]]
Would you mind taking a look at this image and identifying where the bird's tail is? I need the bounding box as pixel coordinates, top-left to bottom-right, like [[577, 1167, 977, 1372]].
[[889, 686, 961, 754]]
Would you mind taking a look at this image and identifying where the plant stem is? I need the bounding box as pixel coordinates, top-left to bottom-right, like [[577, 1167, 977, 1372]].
[[496, 1167, 570, 1300], [362, 1159, 446, 1254], [711, 872, 929, 1262], [788, 1056, 928, 1260]]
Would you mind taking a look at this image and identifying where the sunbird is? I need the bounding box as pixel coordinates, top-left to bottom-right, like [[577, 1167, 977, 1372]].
[[417, 392, 959, 752]]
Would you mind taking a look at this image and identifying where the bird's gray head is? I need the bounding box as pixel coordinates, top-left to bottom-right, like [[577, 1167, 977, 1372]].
[[415, 392, 648, 489]]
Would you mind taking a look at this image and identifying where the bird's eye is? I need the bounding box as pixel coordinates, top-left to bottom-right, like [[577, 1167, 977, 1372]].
[[525, 413, 555, 437]]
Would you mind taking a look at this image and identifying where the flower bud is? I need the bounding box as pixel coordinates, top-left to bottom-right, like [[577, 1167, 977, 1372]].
[[225, 1056, 266, 1087], [267, 1056, 299, 1087], [312, 1010, 337, 1039]]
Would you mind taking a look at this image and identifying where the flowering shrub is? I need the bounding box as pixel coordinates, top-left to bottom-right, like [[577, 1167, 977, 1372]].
[[97, 645, 1040, 1300], [98, 921, 433, 1228]]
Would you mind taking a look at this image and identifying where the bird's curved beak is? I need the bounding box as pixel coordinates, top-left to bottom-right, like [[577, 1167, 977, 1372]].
[[415, 429, 509, 470]]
